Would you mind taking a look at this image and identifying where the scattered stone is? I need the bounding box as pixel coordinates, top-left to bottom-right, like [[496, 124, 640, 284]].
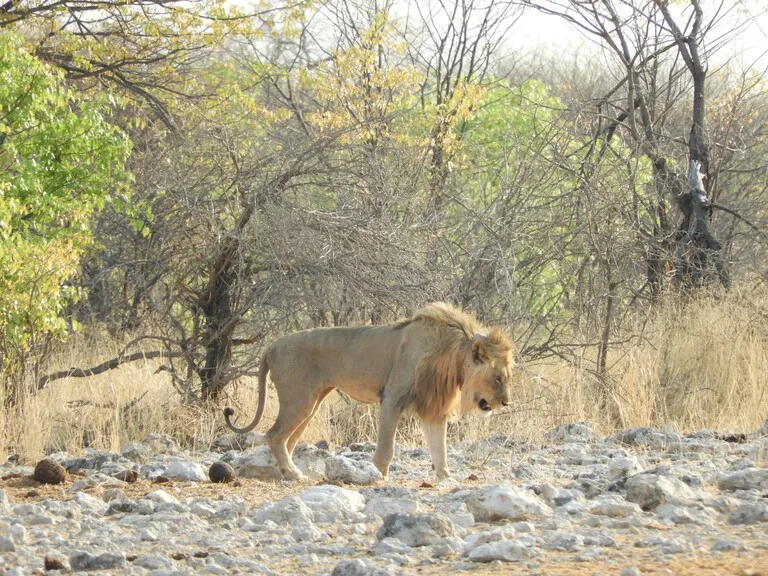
[[539, 483, 584, 508], [465, 485, 552, 522], [376, 513, 456, 547], [293, 444, 329, 478], [625, 473, 698, 510], [234, 446, 282, 481], [0, 488, 9, 513], [164, 461, 207, 482], [0, 535, 15, 553], [326, 455, 383, 484], [545, 422, 593, 443], [33, 459, 66, 485], [365, 497, 423, 518], [711, 537, 748, 552], [607, 455, 644, 481], [728, 502, 768, 525], [69, 472, 119, 492], [331, 558, 397, 576], [620, 567, 641, 576], [717, 468, 768, 491], [120, 443, 152, 462], [69, 550, 126, 571], [467, 540, 532, 563], [209, 461, 235, 483], [617, 427, 679, 448], [545, 532, 584, 551], [656, 503, 713, 525], [0, 423, 764, 575], [298, 485, 366, 523], [252, 495, 314, 527]]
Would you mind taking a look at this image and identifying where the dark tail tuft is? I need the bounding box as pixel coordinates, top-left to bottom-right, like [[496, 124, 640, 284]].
[[223, 407, 234, 418]]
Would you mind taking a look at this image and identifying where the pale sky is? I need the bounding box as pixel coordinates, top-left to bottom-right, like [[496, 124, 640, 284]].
[[511, 1, 768, 70]]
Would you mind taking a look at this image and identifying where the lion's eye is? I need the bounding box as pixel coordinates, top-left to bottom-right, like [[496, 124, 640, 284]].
[[495, 377, 503, 385]]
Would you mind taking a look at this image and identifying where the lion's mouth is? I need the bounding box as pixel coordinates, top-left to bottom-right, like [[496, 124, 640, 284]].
[[478, 399, 492, 412]]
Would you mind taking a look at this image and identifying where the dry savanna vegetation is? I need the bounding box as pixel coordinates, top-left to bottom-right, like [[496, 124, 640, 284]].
[[1, 0, 768, 463], [2, 287, 767, 461]]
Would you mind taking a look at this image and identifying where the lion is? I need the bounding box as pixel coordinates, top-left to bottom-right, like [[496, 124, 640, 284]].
[[224, 302, 515, 481]]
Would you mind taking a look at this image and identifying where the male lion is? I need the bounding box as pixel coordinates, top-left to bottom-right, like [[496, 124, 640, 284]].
[[224, 302, 515, 481]]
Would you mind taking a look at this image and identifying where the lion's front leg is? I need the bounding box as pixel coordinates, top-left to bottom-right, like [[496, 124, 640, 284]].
[[421, 418, 451, 480], [372, 398, 402, 479]]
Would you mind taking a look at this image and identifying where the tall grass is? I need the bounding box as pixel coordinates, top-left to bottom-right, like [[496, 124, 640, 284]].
[[1, 289, 766, 463]]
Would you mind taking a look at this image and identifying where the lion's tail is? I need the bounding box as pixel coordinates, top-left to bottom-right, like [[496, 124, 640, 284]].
[[223, 355, 269, 435]]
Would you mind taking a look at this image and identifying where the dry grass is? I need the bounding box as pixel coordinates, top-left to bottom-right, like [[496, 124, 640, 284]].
[[1, 288, 767, 464]]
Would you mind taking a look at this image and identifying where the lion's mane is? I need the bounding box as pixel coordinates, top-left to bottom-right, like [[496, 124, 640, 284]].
[[410, 302, 514, 421]]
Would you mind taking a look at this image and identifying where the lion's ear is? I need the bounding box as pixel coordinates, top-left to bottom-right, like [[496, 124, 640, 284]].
[[472, 336, 488, 363]]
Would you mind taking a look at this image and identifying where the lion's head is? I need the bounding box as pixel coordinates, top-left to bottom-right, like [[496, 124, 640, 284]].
[[460, 328, 515, 414], [412, 303, 516, 421]]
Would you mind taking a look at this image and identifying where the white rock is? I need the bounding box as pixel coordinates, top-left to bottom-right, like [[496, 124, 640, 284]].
[[69, 550, 126, 571], [374, 537, 413, 556], [234, 446, 282, 481], [376, 512, 456, 547], [190, 501, 216, 516], [145, 489, 180, 505], [608, 455, 644, 481], [0, 535, 15, 553], [298, 485, 365, 523], [69, 472, 119, 492], [539, 484, 584, 507], [463, 525, 516, 553], [717, 468, 768, 491], [325, 455, 383, 484], [251, 495, 315, 527], [133, 554, 173, 569], [468, 539, 532, 562], [711, 537, 748, 552], [586, 494, 642, 518], [103, 488, 128, 503], [7, 525, 25, 545], [163, 461, 207, 482], [0, 489, 10, 514], [545, 422, 593, 443], [293, 445, 328, 478], [465, 485, 552, 522], [728, 501, 768, 525], [138, 527, 159, 541], [450, 512, 475, 528], [292, 523, 325, 542], [72, 492, 108, 515], [364, 497, 424, 519], [625, 474, 698, 510], [545, 532, 584, 551], [331, 558, 398, 576], [656, 503, 714, 525]]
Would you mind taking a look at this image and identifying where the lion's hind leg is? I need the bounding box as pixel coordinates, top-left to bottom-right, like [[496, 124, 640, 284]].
[[267, 392, 319, 481], [286, 387, 333, 455]]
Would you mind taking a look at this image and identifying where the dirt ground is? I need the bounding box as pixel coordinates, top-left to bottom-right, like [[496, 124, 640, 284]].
[[2, 472, 766, 576]]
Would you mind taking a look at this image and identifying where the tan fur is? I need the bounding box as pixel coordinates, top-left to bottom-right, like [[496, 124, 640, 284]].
[[224, 301, 515, 481]]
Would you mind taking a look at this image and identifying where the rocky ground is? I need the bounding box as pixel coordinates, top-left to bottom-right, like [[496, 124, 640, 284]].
[[1, 421, 767, 575]]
